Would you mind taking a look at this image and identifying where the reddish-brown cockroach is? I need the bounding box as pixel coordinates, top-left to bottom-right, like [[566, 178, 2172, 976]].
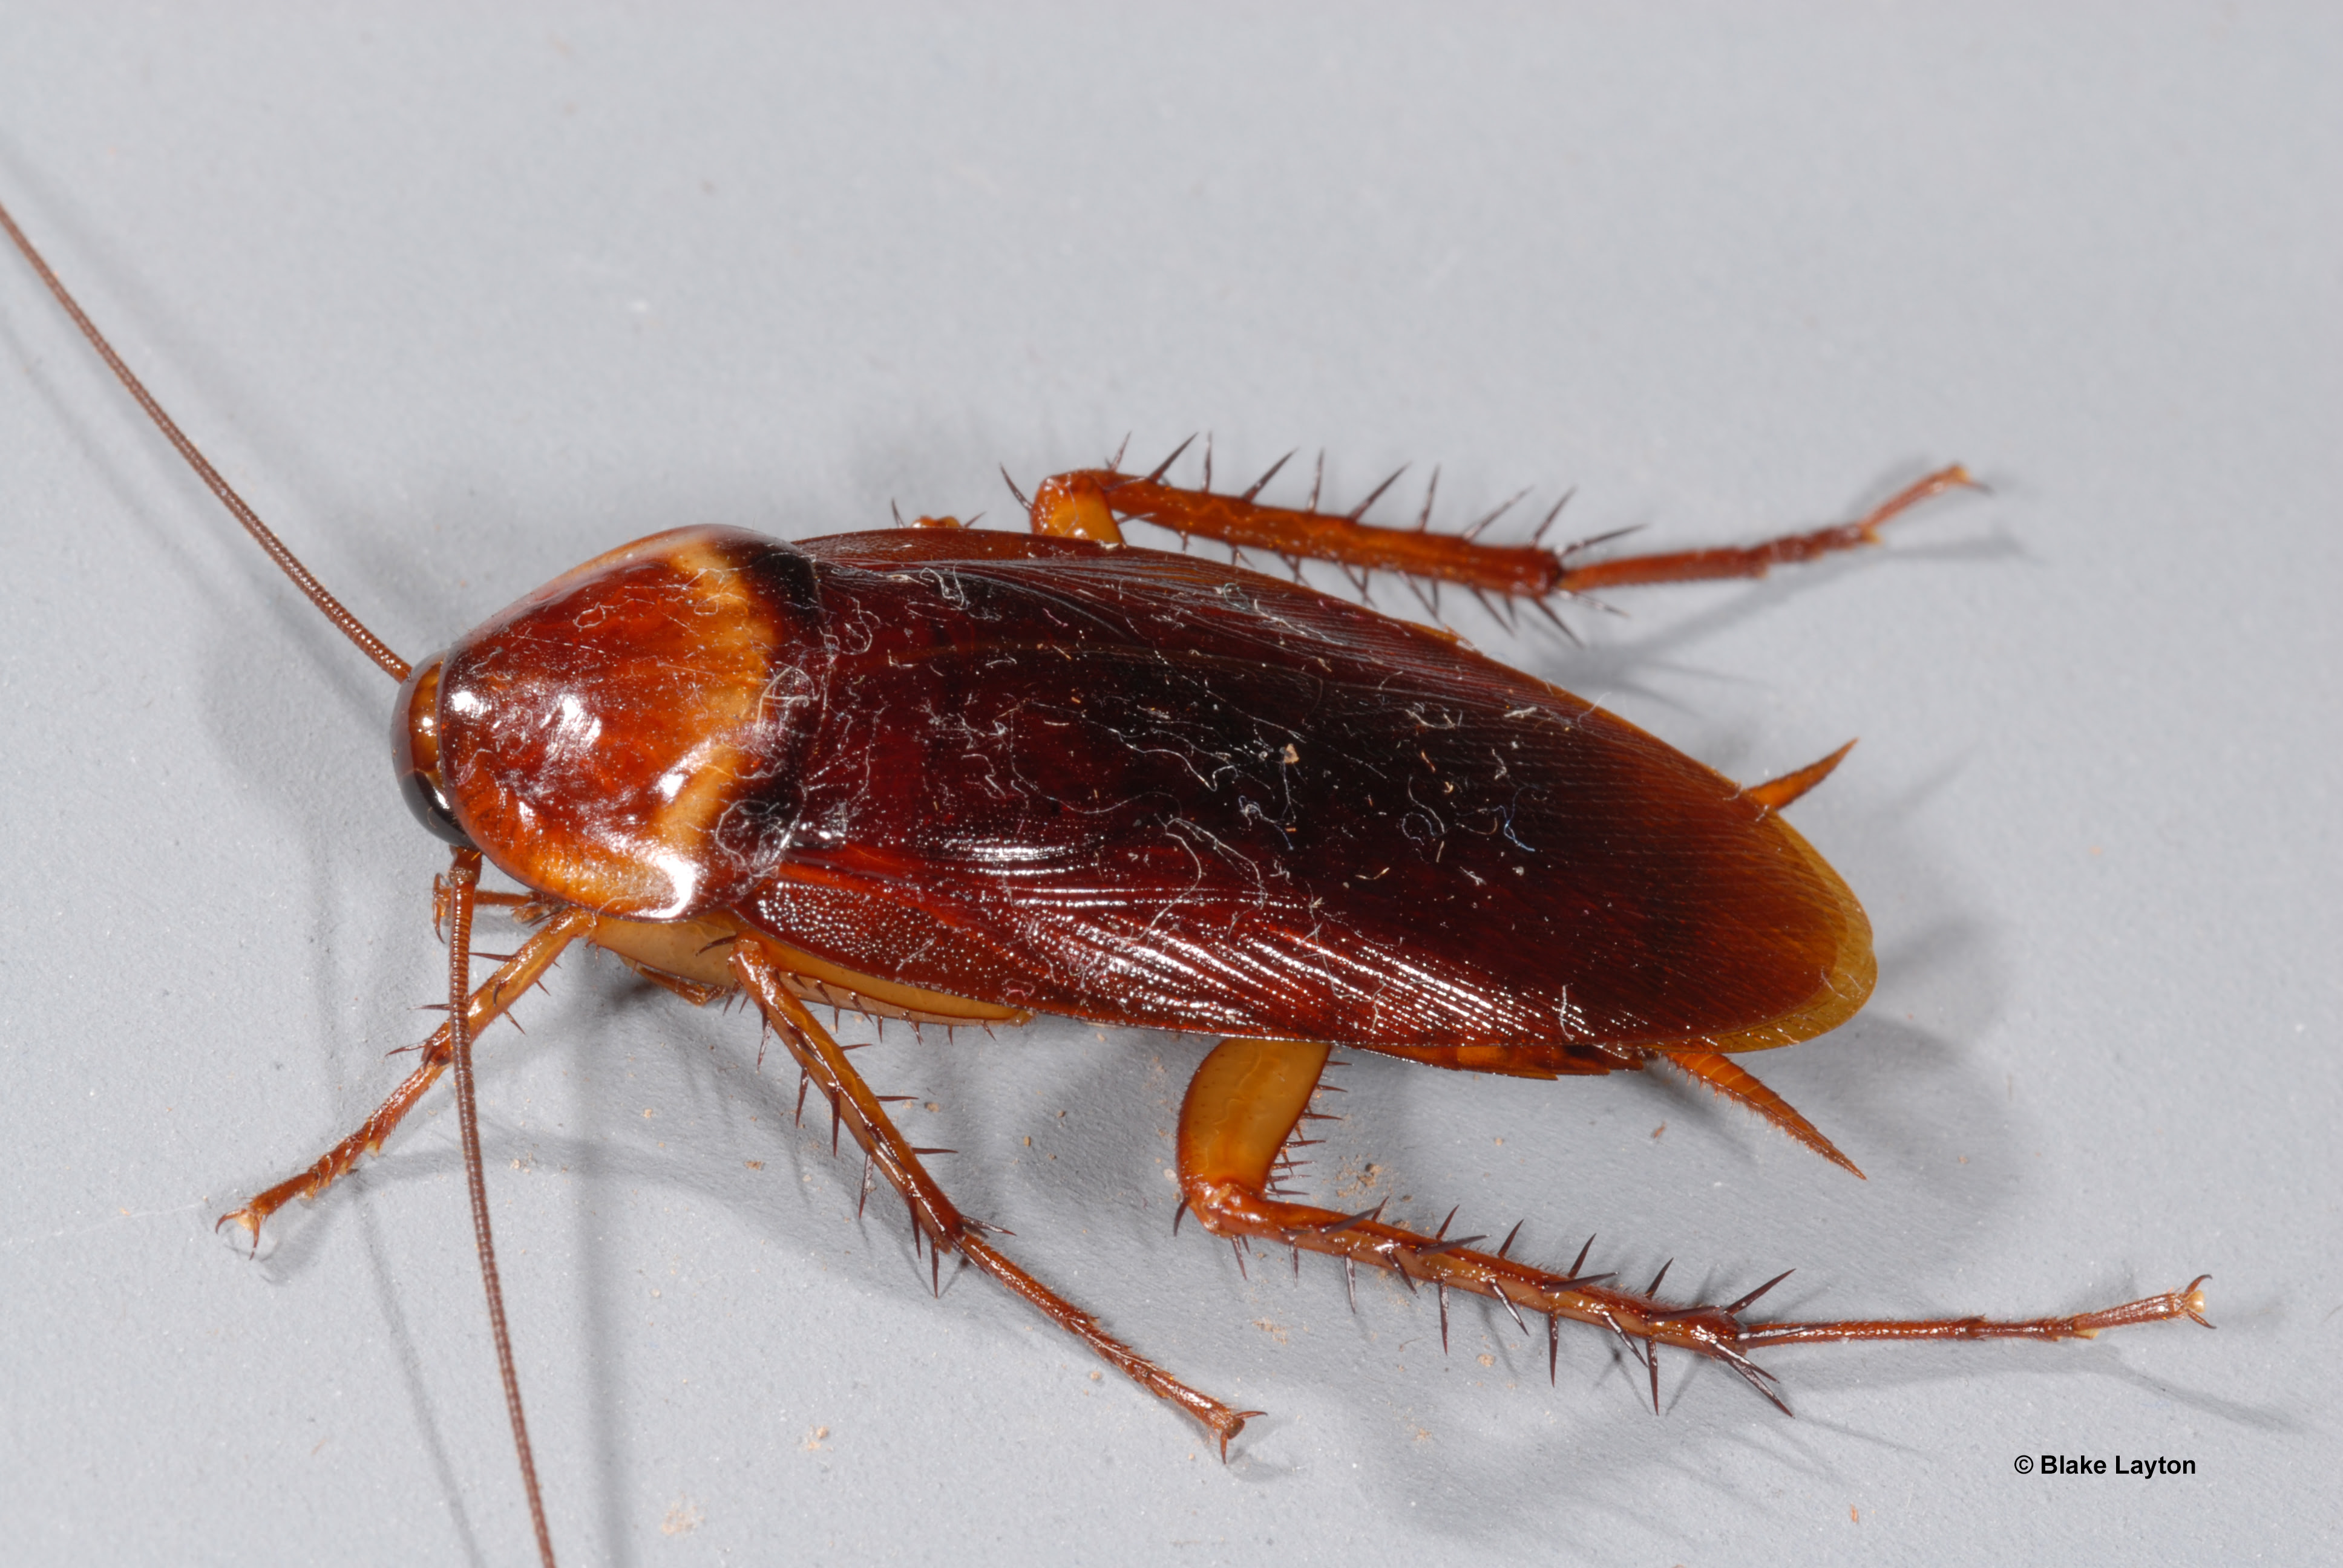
[[2, 195, 2211, 1568]]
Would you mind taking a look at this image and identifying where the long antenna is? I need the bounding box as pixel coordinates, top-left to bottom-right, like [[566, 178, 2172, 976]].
[[444, 850, 560, 1568], [0, 195, 410, 682], [4, 192, 561, 1555]]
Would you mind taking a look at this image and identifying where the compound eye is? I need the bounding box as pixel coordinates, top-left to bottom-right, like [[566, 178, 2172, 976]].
[[392, 653, 476, 848]]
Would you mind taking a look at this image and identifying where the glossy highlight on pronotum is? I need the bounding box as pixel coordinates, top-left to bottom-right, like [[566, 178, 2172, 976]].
[[0, 194, 2212, 1568]]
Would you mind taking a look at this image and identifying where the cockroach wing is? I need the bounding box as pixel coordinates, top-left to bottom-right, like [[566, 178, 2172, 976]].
[[744, 529, 1872, 1065]]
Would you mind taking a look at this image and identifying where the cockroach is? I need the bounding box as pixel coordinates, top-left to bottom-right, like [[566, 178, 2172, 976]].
[[2, 195, 2210, 1567]]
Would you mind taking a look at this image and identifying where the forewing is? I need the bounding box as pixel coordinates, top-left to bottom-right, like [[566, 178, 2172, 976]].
[[745, 531, 1870, 1054]]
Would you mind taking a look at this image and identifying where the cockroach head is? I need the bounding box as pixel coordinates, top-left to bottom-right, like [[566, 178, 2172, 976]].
[[393, 653, 474, 848]]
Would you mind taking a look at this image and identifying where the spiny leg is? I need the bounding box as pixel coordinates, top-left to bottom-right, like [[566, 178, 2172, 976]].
[[1176, 1037, 2212, 1414], [217, 906, 592, 1246], [1024, 457, 1552, 592], [729, 944, 1259, 1452], [1016, 445, 1975, 604]]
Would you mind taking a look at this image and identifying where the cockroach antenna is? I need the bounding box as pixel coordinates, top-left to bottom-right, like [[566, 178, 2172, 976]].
[[1, 192, 558, 1568], [0, 198, 410, 684], [441, 852, 560, 1564]]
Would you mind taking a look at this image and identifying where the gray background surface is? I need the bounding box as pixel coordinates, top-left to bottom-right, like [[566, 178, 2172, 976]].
[[1, 5, 2335, 1565]]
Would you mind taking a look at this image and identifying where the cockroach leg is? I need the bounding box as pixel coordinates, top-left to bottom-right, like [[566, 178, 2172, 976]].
[[1027, 471, 1127, 545], [1737, 1274, 2217, 1350], [729, 944, 1259, 1454], [1028, 463, 1553, 594], [609, 956, 730, 1006], [1175, 1037, 2210, 1414], [217, 907, 593, 1247], [1011, 460, 1978, 609], [430, 875, 551, 940], [1554, 466, 1979, 593]]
